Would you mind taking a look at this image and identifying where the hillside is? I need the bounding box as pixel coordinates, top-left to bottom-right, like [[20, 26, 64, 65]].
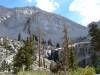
[[0, 6, 88, 43]]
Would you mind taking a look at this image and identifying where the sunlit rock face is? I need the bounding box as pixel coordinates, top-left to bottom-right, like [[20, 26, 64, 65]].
[[73, 42, 91, 67], [0, 6, 88, 44], [45, 42, 92, 67], [0, 37, 23, 65]]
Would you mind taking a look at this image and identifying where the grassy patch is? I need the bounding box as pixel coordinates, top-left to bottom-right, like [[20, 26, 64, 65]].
[[0, 67, 96, 75], [17, 71, 49, 75], [0, 72, 14, 75]]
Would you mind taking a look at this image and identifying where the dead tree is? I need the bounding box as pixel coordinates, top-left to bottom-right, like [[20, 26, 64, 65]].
[[36, 27, 45, 67], [63, 24, 69, 75]]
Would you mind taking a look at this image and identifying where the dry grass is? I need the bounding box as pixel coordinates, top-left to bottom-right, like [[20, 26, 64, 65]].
[[17, 71, 50, 75], [17, 71, 65, 75], [0, 71, 65, 75], [0, 72, 14, 75]]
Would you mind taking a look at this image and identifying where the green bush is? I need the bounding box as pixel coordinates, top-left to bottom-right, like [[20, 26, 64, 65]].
[[95, 67, 100, 74], [68, 66, 96, 75]]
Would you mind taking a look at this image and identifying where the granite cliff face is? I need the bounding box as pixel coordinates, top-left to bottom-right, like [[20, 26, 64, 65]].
[[0, 6, 88, 43]]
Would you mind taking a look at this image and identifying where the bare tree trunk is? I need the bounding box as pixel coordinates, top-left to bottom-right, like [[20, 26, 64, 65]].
[[43, 58, 45, 68], [63, 24, 69, 75], [38, 29, 41, 67], [37, 27, 45, 67], [64, 66, 67, 75]]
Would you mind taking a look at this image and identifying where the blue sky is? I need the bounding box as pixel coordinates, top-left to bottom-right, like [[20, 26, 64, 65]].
[[0, 0, 100, 26]]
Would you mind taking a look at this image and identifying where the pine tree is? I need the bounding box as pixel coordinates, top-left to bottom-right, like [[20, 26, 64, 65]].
[[68, 46, 75, 70], [89, 22, 100, 51], [48, 39, 53, 46], [62, 25, 76, 75], [34, 35, 38, 41], [41, 39, 46, 45], [13, 35, 36, 73], [88, 22, 100, 67], [56, 43, 60, 48], [18, 33, 21, 41]]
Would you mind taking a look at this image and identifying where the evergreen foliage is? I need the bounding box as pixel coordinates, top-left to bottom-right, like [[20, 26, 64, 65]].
[[48, 39, 53, 46], [13, 35, 36, 73], [68, 47, 75, 70], [88, 22, 100, 51], [18, 33, 21, 41], [88, 22, 100, 67], [56, 43, 60, 48], [63, 25, 75, 74]]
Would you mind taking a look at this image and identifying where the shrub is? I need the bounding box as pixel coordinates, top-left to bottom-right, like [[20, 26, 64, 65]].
[[95, 67, 100, 74], [81, 66, 95, 75], [67, 66, 95, 75]]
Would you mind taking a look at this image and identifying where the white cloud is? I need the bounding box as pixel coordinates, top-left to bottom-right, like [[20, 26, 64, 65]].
[[35, 0, 59, 12], [69, 0, 100, 26]]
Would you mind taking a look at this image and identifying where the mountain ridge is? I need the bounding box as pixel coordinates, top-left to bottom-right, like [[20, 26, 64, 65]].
[[0, 6, 88, 44]]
